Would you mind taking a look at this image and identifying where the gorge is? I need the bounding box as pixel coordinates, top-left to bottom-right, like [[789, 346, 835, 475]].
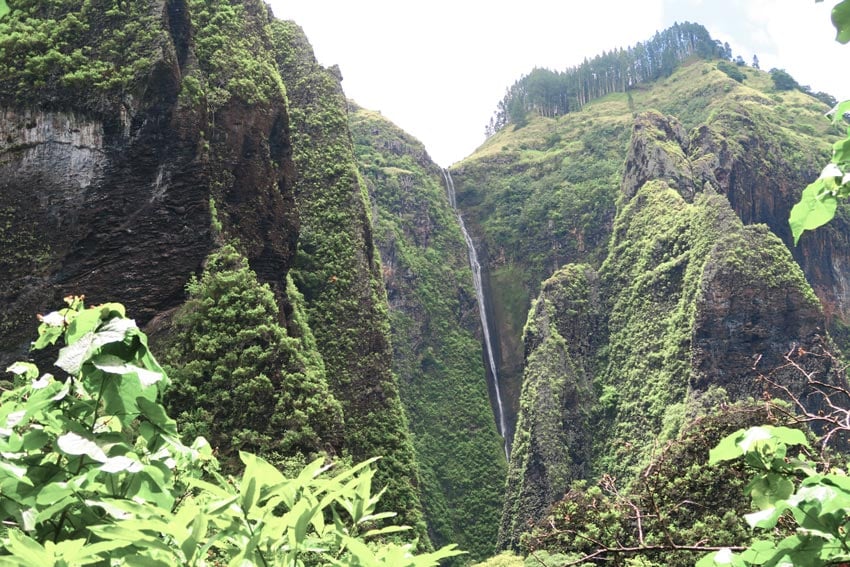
[[1, 2, 850, 566]]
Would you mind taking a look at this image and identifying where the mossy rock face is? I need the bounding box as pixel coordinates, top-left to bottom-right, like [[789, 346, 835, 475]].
[[269, 20, 429, 544], [499, 264, 600, 549], [453, 60, 850, 444], [500, 110, 842, 550], [0, 1, 297, 370], [350, 104, 506, 562]]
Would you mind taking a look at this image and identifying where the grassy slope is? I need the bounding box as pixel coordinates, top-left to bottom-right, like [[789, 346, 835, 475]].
[[350, 105, 506, 562]]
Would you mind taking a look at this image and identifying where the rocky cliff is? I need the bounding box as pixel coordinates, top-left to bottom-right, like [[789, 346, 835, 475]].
[[0, 0, 428, 543], [450, 61, 849, 449], [268, 20, 429, 537], [0, 0, 297, 368], [498, 110, 841, 548]]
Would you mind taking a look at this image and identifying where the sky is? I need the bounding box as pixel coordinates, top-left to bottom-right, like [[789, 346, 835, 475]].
[[267, 0, 850, 167]]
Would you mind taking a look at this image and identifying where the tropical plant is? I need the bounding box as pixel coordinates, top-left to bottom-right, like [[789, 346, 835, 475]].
[[789, 0, 850, 243], [0, 297, 461, 566], [697, 426, 850, 567]]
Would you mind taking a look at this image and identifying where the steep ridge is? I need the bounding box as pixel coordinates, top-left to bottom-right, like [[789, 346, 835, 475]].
[[498, 110, 841, 549], [349, 104, 505, 561], [451, 60, 845, 446], [268, 21, 428, 538]]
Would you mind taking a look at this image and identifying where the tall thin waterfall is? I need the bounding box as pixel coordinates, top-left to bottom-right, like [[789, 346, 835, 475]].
[[443, 170, 509, 458]]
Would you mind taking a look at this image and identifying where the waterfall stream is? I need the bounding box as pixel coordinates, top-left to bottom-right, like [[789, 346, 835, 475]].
[[443, 170, 509, 459]]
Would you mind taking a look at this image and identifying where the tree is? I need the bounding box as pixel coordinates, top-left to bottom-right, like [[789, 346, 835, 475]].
[[768, 68, 799, 91], [752, 54, 760, 69], [717, 61, 746, 83]]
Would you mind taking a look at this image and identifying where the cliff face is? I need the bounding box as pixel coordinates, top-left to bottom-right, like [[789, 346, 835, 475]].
[[268, 21, 428, 538], [349, 104, 506, 560], [0, 0, 296, 370], [498, 110, 839, 549], [451, 61, 847, 444], [0, 0, 428, 543]]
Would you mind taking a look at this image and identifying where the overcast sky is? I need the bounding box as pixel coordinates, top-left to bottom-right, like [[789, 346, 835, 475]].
[[267, 1, 849, 167]]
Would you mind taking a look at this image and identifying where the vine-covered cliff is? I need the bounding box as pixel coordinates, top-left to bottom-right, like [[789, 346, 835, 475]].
[[494, 106, 843, 550], [451, 59, 849, 450]]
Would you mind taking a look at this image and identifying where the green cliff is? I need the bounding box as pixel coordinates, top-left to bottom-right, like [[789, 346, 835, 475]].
[[350, 104, 506, 561], [496, 106, 841, 550], [450, 58, 846, 450], [269, 20, 428, 539], [0, 0, 430, 548]]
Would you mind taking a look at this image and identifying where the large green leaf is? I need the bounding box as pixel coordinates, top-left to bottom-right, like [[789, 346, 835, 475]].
[[790, 179, 838, 244], [56, 432, 107, 462], [833, 0, 850, 43]]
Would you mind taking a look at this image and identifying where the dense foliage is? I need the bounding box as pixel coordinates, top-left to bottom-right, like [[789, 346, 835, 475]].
[[184, 0, 285, 110], [698, 425, 850, 566], [0, 298, 461, 566], [523, 404, 770, 566], [162, 244, 344, 474], [0, 0, 161, 109], [487, 22, 723, 133]]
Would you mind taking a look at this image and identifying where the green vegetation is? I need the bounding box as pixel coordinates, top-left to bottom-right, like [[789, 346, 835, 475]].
[[499, 264, 598, 548], [768, 68, 799, 91], [162, 244, 343, 474], [454, 54, 836, 449], [717, 61, 746, 83], [350, 105, 506, 562], [0, 0, 162, 108], [788, 1, 850, 242], [697, 424, 850, 566], [0, 299, 461, 566], [269, 20, 429, 542], [489, 57, 831, 553], [487, 22, 723, 134], [524, 404, 770, 566], [186, 0, 285, 109]]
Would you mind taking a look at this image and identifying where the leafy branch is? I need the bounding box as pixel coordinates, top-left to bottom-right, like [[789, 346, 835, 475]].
[[789, 0, 850, 243]]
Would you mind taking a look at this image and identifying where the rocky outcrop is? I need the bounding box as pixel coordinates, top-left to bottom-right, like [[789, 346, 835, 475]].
[[499, 264, 600, 549], [687, 102, 850, 337], [500, 111, 840, 549], [0, 1, 297, 372]]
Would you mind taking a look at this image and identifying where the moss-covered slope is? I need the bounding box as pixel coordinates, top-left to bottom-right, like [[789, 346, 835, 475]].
[[349, 104, 506, 561], [269, 20, 429, 540], [0, 1, 431, 547], [498, 110, 839, 549], [451, 60, 848, 443]]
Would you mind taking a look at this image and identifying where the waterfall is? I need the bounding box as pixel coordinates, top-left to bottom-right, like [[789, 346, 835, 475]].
[[443, 170, 509, 459]]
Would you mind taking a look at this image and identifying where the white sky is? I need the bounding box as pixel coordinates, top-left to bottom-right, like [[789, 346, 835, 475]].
[[267, 1, 850, 167]]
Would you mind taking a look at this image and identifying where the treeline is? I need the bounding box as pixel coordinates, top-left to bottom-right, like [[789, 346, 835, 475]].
[[487, 22, 725, 134]]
